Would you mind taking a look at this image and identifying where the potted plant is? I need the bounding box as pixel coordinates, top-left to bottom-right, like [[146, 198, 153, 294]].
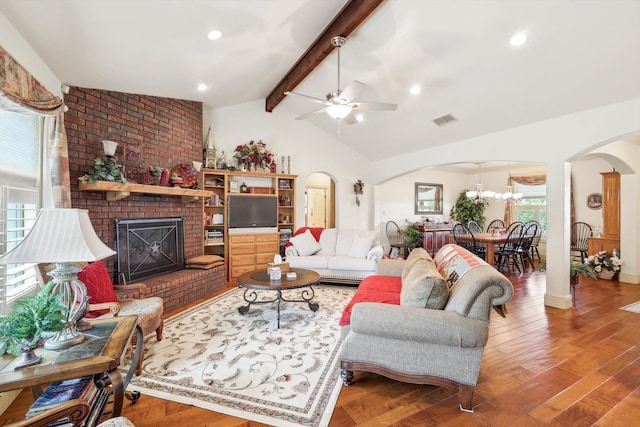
[[403, 222, 423, 251], [78, 157, 126, 183], [451, 191, 486, 229], [0, 283, 68, 369], [540, 260, 597, 285], [584, 250, 622, 280]]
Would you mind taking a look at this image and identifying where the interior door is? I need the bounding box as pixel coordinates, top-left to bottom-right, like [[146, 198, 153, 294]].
[[307, 188, 326, 227]]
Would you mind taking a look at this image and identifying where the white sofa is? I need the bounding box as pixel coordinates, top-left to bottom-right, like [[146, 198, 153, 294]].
[[284, 228, 384, 285]]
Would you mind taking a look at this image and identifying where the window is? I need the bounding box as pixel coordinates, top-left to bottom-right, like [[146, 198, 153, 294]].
[[0, 110, 42, 314], [513, 182, 546, 234]]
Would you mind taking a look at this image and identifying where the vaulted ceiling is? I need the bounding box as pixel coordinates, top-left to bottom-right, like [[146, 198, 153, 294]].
[[2, 0, 639, 161]]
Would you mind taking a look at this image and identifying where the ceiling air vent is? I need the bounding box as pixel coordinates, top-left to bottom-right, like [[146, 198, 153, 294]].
[[432, 114, 457, 127]]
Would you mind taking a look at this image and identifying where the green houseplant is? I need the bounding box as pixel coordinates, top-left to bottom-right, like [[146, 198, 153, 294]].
[[78, 157, 126, 183], [403, 222, 423, 251], [451, 191, 486, 229], [0, 283, 68, 369], [540, 260, 597, 284]]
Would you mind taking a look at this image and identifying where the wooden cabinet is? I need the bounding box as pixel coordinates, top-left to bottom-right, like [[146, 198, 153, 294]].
[[417, 225, 453, 257], [277, 178, 295, 233], [588, 171, 620, 256], [202, 172, 227, 258], [201, 169, 297, 281], [601, 171, 620, 240], [229, 233, 279, 279]]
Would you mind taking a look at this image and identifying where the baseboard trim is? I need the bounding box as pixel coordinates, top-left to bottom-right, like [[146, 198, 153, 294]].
[[544, 293, 573, 309], [619, 273, 639, 284]]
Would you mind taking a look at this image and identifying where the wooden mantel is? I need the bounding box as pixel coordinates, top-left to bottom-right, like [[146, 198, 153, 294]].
[[79, 181, 213, 202]]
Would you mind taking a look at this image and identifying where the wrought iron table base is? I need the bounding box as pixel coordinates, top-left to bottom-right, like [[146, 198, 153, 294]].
[[238, 286, 319, 328]]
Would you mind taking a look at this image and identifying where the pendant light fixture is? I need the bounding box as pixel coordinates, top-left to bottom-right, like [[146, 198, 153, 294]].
[[466, 163, 496, 203], [499, 163, 523, 204]]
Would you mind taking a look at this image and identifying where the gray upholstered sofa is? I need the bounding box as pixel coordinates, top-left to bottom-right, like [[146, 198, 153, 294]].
[[339, 244, 513, 411]]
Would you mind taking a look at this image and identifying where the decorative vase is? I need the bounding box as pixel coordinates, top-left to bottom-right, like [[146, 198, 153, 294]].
[[597, 270, 615, 280], [14, 348, 42, 370]]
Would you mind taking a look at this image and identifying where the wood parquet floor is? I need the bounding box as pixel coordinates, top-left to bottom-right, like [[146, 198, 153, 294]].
[[1, 268, 639, 426]]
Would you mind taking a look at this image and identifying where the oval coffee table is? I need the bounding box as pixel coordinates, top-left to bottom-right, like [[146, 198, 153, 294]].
[[236, 268, 320, 328]]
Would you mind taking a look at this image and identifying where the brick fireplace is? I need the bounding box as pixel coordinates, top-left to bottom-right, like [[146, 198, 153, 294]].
[[64, 87, 225, 312]]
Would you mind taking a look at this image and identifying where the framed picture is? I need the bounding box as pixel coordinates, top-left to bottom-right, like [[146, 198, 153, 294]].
[[587, 193, 602, 209], [229, 181, 239, 193], [414, 182, 443, 215]]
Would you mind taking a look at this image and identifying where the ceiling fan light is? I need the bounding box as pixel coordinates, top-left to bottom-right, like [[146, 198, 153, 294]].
[[326, 104, 352, 119]]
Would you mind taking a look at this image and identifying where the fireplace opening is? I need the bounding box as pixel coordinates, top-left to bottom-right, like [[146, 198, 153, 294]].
[[115, 217, 185, 284]]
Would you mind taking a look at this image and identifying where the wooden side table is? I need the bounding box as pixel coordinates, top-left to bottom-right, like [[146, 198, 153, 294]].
[[0, 316, 143, 423]]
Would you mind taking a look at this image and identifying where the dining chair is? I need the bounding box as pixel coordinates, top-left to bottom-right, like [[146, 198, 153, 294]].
[[486, 219, 505, 233], [453, 223, 486, 260], [570, 222, 592, 262], [385, 220, 411, 258], [467, 220, 482, 234], [494, 223, 525, 274], [526, 221, 543, 263], [516, 222, 538, 271]]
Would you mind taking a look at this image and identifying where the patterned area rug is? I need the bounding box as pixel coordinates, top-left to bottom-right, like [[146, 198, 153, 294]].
[[620, 301, 640, 313], [122, 285, 355, 427]]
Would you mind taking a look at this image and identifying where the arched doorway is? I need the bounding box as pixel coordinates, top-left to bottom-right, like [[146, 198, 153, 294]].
[[305, 173, 335, 228]]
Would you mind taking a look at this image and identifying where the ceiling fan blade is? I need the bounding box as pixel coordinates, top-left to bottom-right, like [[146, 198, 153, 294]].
[[295, 108, 326, 120], [343, 112, 358, 125], [352, 102, 398, 111], [284, 91, 331, 106], [337, 81, 366, 103]]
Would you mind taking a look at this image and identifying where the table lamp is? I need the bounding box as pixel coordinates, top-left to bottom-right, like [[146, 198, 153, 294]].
[[0, 208, 116, 350]]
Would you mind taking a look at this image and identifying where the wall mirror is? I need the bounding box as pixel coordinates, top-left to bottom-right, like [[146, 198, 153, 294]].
[[415, 183, 443, 214]]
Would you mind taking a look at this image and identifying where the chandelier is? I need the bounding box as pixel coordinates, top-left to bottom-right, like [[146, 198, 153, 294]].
[[497, 163, 523, 204], [466, 163, 496, 203]]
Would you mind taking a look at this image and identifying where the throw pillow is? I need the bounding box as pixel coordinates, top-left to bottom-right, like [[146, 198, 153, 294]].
[[335, 231, 356, 256], [289, 229, 322, 256], [317, 228, 338, 255], [77, 261, 118, 317], [400, 258, 448, 309], [401, 247, 431, 283], [348, 235, 374, 258]]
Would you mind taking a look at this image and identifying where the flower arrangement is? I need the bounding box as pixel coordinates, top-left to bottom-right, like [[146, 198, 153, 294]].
[[233, 140, 273, 170], [585, 250, 622, 273]]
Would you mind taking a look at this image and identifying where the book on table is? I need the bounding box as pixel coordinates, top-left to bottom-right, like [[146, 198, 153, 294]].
[[26, 375, 96, 417]]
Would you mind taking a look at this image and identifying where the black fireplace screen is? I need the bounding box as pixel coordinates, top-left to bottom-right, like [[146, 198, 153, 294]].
[[115, 217, 185, 284]]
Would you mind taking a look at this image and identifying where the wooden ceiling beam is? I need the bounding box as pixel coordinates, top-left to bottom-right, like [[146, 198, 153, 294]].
[[265, 0, 386, 112]]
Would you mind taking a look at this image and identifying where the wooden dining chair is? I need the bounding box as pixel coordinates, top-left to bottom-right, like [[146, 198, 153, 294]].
[[494, 223, 524, 274], [570, 222, 592, 262], [385, 221, 411, 258], [486, 219, 505, 233]]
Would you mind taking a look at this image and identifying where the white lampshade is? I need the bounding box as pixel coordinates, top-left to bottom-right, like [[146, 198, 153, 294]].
[[102, 140, 118, 157], [0, 208, 115, 265], [325, 104, 352, 119]]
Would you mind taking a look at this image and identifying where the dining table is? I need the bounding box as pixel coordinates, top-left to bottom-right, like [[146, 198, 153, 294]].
[[472, 233, 512, 265]]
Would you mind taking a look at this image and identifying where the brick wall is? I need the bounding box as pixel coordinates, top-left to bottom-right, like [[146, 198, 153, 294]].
[[63, 87, 221, 308]]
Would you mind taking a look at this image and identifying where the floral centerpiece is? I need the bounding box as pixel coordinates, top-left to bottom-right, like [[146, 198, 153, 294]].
[[585, 250, 622, 279], [233, 140, 273, 171]]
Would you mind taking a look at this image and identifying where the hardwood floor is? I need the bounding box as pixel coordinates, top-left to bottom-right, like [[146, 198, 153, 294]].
[[2, 269, 639, 426]]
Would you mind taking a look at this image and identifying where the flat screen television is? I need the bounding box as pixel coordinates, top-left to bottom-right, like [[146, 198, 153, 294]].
[[228, 195, 278, 228]]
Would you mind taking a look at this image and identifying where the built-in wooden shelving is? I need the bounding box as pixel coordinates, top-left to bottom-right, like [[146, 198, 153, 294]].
[[78, 181, 213, 202]]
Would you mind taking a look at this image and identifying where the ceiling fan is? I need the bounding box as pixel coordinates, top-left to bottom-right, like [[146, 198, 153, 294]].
[[284, 36, 397, 125]]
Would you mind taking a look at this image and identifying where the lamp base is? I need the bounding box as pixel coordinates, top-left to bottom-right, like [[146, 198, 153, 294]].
[[14, 349, 42, 370], [44, 328, 85, 350]]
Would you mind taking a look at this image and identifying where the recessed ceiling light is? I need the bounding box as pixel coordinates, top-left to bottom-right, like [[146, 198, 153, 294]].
[[207, 30, 223, 40], [356, 114, 364, 122], [409, 85, 421, 95], [510, 32, 528, 47], [197, 84, 208, 91]]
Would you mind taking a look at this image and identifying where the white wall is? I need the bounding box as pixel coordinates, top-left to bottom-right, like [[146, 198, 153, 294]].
[[571, 157, 612, 230]]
